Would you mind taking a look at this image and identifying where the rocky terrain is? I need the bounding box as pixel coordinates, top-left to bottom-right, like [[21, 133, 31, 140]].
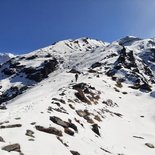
[[0, 36, 155, 155]]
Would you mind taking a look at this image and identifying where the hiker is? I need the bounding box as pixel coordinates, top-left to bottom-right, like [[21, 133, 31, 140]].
[[75, 73, 78, 82]]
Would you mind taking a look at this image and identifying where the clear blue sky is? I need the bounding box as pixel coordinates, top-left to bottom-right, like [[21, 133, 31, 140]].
[[0, 0, 155, 54]]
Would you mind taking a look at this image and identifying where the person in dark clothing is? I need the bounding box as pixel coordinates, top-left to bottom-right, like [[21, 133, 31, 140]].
[[75, 73, 78, 82]]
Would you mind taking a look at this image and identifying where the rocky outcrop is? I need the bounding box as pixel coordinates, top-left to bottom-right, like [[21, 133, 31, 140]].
[[73, 83, 100, 104], [0, 86, 28, 104], [25, 58, 58, 82], [106, 46, 154, 92], [0, 56, 59, 105]]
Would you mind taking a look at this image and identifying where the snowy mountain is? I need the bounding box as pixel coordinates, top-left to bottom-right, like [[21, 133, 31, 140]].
[[0, 37, 155, 155], [0, 53, 15, 65]]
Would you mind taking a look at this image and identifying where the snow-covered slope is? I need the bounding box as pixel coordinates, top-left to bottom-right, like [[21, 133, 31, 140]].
[[0, 37, 155, 155]]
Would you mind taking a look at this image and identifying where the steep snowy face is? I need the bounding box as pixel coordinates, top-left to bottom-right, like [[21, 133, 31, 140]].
[[0, 53, 15, 64]]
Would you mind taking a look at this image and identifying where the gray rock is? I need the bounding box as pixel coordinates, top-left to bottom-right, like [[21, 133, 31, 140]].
[[92, 124, 100, 136], [35, 125, 63, 136], [0, 124, 22, 129], [25, 129, 35, 138], [70, 150, 80, 155], [145, 143, 155, 148], [2, 143, 21, 152], [0, 136, 5, 142]]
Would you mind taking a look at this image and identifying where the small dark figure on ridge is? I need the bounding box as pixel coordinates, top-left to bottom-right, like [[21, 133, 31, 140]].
[[75, 73, 78, 82]]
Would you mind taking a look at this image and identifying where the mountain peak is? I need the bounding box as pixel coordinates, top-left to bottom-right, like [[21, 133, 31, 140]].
[[118, 35, 142, 45]]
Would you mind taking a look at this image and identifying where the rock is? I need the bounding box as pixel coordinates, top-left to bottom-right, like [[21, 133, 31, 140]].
[[70, 150, 81, 155], [114, 112, 122, 117], [50, 116, 78, 132], [2, 68, 16, 76], [91, 62, 102, 69], [100, 147, 112, 154], [69, 104, 75, 109], [0, 105, 7, 110], [30, 122, 36, 125], [57, 136, 68, 147], [122, 91, 128, 94], [52, 98, 66, 104], [115, 81, 123, 88], [94, 115, 102, 122], [86, 117, 94, 124], [72, 83, 87, 90], [133, 136, 144, 139], [76, 110, 87, 117], [26, 55, 38, 60], [0, 136, 5, 142], [64, 128, 74, 136], [145, 143, 155, 148], [35, 125, 63, 136], [75, 89, 91, 104], [88, 69, 98, 73], [2, 143, 21, 152], [114, 87, 120, 92], [28, 138, 35, 141], [92, 124, 100, 136], [69, 69, 81, 74], [102, 99, 117, 107], [50, 116, 69, 128], [25, 129, 35, 138], [0, 124, 22, 129], [150, 91, 155, 98], [15, 117, 21, 120], [140, 83, 152, 92], [140, 115, 144, 118]]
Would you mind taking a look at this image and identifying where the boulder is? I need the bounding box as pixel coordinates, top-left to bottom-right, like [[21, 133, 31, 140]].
[[64, 128, 74, 136], [0, 136, 5, 142], [25, 129, 35, 138], [35, 125, 63, 136], [91, 62, 102, 69], [69, 69, 81, 74], [75, 89, 91, 104], [2, 68, 16, 76], [145, 143, 154, 148], [0, 124, 22, 129], [50, 116, 78, 132], [76, 110, 87, 117], [92, 124, 100, 136], [2, 143, 21, 152], [70, 150, 81, 155], [0, 105, 7, 110]]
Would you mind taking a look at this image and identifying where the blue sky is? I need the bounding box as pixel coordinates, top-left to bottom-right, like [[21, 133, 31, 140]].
[[0, 0, 155, 54]]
